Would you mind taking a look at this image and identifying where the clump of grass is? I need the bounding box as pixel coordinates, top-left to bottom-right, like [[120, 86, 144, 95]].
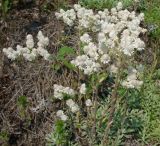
[[79, 0, 134, 10], [0, 131, 9, 142], [140, 69, 160, 144], [142, 0, 160, 38]]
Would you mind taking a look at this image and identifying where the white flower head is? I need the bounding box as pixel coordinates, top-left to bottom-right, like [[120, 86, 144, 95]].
[[85, 99, 92, 107], [98, 32, 106, 43], [71, 105, 79, 113], [54, 85, 76, 100], [80, 33, 92, 44], [116, 2, 123, 11], [100, 54, 110, 64], [79, 83, 86, 94], [3, 47, 18, 60], [66, 99, 79, 113], [66, 99, 75, 107], [74, 4, 81, 11], [111, 7, 117, 15], [26, 34, 34, 48], [57, 110, 68, 121], [122, 68, 143, 89], [37, 31, 49, 48]]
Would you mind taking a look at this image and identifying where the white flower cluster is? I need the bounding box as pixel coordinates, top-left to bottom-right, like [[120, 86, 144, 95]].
[[80, 33, 92, 44], [56, 98, 92, 122], [79, 83, 87, 95], [74, 4, 101, 31], [66, 99, 79, 113], [71, 55, 101, 75], [122, 68, 143, 88], [83, 42, 99, 60], [26, 34, 34, 48], [56, 110, 68, 121], [55, 9, 76, 26], [54, 84, 76, 100], [3, 31, 50, 61], [37, 31, 50, 60], [56, 2, 147, 75]]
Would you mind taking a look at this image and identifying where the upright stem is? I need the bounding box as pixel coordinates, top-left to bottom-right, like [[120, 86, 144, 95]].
[[91, 86, 98, 144], [102, 61, 122, 146]]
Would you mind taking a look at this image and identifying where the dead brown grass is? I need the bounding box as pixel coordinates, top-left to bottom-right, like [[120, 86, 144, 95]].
[[0, 3, 76, 145]]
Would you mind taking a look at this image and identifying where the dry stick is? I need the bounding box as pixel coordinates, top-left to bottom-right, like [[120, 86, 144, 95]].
[[102, 66, 122, 146]]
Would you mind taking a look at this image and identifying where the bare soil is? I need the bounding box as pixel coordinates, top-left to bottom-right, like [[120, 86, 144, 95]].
[[0, 2, 65, 145]]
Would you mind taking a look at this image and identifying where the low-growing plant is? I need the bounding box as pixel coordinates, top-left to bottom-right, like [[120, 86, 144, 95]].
[[0, 131, 9, 143], [53, 46, 76, 71], [50, 2, 147, 145], [46, 120, 70, 146], [17, 95, 28, 118]]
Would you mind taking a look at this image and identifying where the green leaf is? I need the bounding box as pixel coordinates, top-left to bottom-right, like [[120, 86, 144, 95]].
[[55, 120, 65, 133], [57, 46, 75, 61], [2, 0, 10, 13], [98, 72, 108, 83], [52, 63, 61, 71], [0, 131, 9, 141], [63, 60, 76, 70], [17, 96, 28, 108], [59, 46, 75, 55]]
